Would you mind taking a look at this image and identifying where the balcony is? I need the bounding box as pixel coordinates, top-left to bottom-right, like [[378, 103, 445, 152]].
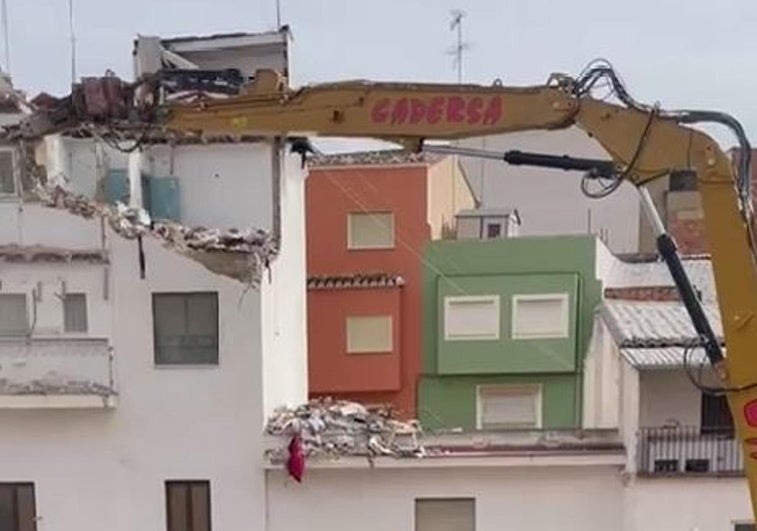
[[0, 337, 116, 409], [637, 426, 743, 476]]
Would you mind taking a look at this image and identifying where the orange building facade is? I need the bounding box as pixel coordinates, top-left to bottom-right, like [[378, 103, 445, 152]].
[[305, 150, 475, 417]]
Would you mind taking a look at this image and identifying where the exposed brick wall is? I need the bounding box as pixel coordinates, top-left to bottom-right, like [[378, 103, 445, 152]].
[[604, 286, 681, 301], [669, 218, 709, 255], [664, 148, 757, 255]]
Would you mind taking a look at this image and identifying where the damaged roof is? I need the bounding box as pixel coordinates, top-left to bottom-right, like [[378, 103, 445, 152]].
[[307, 273, 405, 290], [601, 301, 723, 348], [37, 184, 277, 285], [603, 255, 716, 304], [308, 149, 446, 168]]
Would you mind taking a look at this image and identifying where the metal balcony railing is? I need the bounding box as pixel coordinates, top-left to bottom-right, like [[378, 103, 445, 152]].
[[0, 337, 115, 397], [637, 426, 743, 476]]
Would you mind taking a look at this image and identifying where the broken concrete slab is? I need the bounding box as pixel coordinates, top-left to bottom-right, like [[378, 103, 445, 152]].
[[36, 184, 278, 285]]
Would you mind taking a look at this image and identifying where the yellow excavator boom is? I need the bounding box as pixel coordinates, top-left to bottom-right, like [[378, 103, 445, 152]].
[[9, 64, 757, 519]]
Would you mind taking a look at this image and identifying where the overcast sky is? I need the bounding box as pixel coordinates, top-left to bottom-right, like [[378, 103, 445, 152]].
[[5, 0, 756, 147]]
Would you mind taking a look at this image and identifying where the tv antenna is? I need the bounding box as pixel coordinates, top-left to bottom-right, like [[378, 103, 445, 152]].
[[447, 9, 470, 83], [1, 0, 9, 74], [69, 0, 76, 86]]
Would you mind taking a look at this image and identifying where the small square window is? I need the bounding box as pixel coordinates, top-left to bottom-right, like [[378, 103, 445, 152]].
[[0, 294, 27, 336], [477, 385, 541, 430], [153, 292, 219, 365], [511, 293, 570, 340], [486, 223, 502, 239], [444, 295, 500, 341], [63, 293, 88, 333], [346, 316, 392, 353], [348, 212, 394, 249]]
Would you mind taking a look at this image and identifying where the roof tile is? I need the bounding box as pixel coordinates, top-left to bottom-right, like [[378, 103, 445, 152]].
[[307, 273, 405, 290], [601, 301, 723, 348]]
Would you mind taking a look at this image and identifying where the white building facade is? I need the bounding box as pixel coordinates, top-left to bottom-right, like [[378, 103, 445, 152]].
[[0, 28, 307, 531]]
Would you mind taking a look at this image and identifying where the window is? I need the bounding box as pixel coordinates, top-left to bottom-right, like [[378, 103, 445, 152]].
[[0, 483, 36, 531], [701, 393, 734, 436], [415, 498, 474, 531], [444, 296, 500, 341], [0, 151, 15, 195], [734, 524, 756, 531], [669, 171, 698, 191], [153, 292, 219, 365], [486, 222, 502, 239], [477, 385, 541, 429], [347, 212, 394, 249], [0, 294, 27, 337], [511, 293, 570, 340], [63, 293, 88, 333], [346, 316, 392, 353], [166, 481, 211, 531]]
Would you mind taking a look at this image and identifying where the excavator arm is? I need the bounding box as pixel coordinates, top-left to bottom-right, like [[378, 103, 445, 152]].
[[9, 64, 757, 518]]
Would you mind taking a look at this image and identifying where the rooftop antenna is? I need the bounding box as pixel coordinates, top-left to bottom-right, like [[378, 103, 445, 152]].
[[275, 0, 282, 28], [447, 9, 469, 84], [1, 0, 9, 74], [68, 0, 76, 86]]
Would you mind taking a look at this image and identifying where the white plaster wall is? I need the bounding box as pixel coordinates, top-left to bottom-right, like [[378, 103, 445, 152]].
[[267, 466, 625, 531], [0, 204, 103, 249], [583, 318, 620, 429], [145, 143, 274, 230], [0, 226, 269, 531], [626, 477, 752, 531], [620, 361, 641, 473], [639, 370, 701, 428], [260, 149, 307, 418], [459, 127, 642, 253]]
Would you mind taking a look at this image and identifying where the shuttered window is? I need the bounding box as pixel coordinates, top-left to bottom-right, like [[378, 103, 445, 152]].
[[0, 483, 36, 531], [0, 151, 15, 195], [444, 296, 500, 341], [346, 316, 392, 353], [153, 293, 219, 365], [166, 481, 211, 531], [348, 212, 394, 249], [415, 498, 474, 531], [478, 385, 541, 429], [63, 293, 88, 333], [0, 294, 27, 337], [512, 294, 569, 339]]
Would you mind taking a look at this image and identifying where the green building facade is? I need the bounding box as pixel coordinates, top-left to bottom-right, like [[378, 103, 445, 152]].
[[419, 235, 603, 431]]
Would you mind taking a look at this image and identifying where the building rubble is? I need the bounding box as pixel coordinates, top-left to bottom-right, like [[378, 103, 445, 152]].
[[36, 183, 279, 285], [265, 398, 425, 465]]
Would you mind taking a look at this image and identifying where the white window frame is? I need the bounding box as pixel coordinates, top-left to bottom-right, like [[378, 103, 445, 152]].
[[346, 315, 393, 354], [511, 293, 570, 340], [443, 295, 500, 341], [475, 384, 543, 430], [347, 211, 395, 250], [0, 148, 16, 197]]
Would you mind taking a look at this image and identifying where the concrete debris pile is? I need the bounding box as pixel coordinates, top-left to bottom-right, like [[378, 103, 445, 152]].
[[265, 398, 425, 461], [0, 378, 115, 397], [37, 184, 278, 285]]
